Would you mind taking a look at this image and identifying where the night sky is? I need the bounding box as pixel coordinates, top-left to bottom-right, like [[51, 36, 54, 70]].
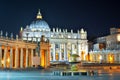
[[0, 0, 120, 38]]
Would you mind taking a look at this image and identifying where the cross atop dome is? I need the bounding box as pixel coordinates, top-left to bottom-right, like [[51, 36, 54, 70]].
[[36, 9, 42, 19]]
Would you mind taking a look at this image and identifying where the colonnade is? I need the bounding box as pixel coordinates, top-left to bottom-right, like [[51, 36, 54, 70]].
[[89, 50, 120, 63], [0, 45, 35, 68]]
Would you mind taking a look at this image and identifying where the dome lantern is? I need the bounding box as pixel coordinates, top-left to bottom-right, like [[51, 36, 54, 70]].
[[36, 9, 42, 19]]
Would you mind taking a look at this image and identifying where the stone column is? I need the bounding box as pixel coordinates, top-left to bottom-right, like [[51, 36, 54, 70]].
[[15, 46, 18, 68], [20, 48, 23, 68], [10, 47, 13, 68], [26, 48, 28, 68], [59, 44, 62, 61], [31, 49, 33, 67], [4, 46, 7, 68], [77, 43, 80, 61], [64, 43, 67, 61], [53, 43, 56, 61], [71, 44, 74, 54], [0, 45, 2, 67]]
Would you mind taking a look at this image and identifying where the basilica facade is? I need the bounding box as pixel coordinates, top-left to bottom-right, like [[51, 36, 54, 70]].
[[21, 10, 88, 62]]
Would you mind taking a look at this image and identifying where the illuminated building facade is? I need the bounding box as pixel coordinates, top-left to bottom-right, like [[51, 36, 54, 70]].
[[0, 32, 50, 68], [0, 34, 36, 68], [89, 28, 120, 63], [21, 10, 88, 62]]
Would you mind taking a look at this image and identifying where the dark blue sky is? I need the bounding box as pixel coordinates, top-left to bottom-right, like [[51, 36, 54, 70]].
[[0, 0, 120, 37]]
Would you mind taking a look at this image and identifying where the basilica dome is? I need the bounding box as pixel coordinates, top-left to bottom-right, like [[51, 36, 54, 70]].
[[29, 10, 50, 31], [30, 20, 50, 30]]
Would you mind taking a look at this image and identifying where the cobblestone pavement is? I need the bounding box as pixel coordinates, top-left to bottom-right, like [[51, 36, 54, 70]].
[[0, 69, 120, 80]]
